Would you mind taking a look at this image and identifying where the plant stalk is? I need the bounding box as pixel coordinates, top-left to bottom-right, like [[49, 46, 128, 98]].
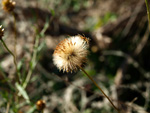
[[79, 66, 120, 113], [23, 34, 40, 89], [145, 0, 150, 30], [1, 39, 21, 84], [23, 17, 50, 89], [12, 11, 17, 60]]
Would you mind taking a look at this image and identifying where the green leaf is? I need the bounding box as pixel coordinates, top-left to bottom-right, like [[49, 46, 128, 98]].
[[17, 58, 25, 70], [27, 105, 36, 113], [50, 9, 55, 16], [15, 83, 30, 104], [83, 109, 92, 113]]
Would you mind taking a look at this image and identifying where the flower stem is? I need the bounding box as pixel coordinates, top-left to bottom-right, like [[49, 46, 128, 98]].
[[23, 18, 50, 89], [79, 66, 120, 113], [12, 11, 17, 60], [1, 39, 21, 84], [145, 0, 150, 30], [23, 34, 40, 89]]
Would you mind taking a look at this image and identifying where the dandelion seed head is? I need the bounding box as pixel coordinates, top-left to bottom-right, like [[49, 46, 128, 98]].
[[53, 35, 89, 73]]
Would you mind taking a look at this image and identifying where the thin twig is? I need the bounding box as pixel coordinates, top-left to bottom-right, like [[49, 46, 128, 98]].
[[122, 0, 144, 37]]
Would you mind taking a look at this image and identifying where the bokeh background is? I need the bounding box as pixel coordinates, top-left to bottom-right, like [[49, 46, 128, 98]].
[[0, 0, 150, 113]]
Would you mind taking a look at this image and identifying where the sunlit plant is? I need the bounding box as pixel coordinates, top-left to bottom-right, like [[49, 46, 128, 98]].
[[53, 35, 120, 113]]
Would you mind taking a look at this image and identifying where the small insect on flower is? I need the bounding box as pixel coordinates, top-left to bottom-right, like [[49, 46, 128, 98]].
[[2, 0, 16, 12], [0, 25, 4, 40], [53, 35, 89, 73]]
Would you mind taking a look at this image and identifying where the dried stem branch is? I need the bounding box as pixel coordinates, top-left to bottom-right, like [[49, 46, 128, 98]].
[[145, 0, 150, 30], [79, 66, 120, 113]]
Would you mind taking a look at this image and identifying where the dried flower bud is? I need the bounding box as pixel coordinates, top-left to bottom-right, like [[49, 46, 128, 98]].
[[2, 0, 16, 12], [0, 25, 4, 40], [53, 35, 89, 73], [36, 100, 46, 111]]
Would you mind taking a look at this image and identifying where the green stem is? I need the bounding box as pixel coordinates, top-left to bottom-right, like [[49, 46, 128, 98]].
[[145, 0, 150, 30], [23, 17, 50, 89], [12, 11, 17, 59], [79, 66, 120, 113], [12, 11, 21, 82], [1, 39, 21, 84], [23, 34, 40, 89]]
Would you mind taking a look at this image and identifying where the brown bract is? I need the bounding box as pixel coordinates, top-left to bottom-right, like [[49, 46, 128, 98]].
[[53, 35, 89, 73], [2, 0, 16, 12]]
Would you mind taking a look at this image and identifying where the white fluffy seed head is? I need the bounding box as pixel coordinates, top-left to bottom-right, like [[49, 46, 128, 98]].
[[53, 35, 89, 73]]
